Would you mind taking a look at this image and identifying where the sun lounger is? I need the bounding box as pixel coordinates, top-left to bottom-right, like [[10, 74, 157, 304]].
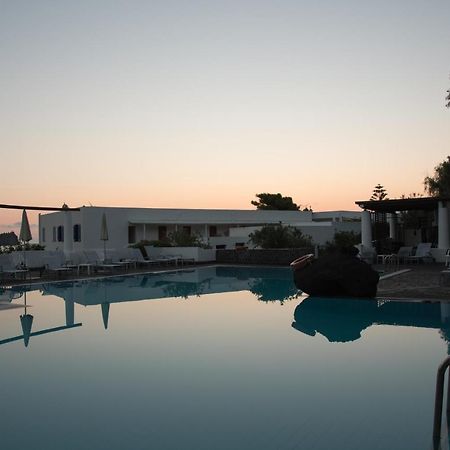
[[384, 246, 413, 265], [84, 250, 121, 273], [43, 251, 74, 277], [0, 254, 28, 279], [128, 247, 161, 267], [405, 243, 433, 264]]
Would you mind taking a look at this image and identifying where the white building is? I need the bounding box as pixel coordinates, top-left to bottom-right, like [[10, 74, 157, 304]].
[[38, 206, 361, 253]]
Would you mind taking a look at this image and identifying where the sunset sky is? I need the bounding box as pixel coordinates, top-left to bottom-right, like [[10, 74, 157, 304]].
[[1, 0, 449, 234]]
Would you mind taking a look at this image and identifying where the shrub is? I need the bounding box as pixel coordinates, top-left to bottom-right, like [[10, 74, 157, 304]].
[[168, 230, 204, 247], [323, 231, 361, 255], [0, 243, 45, 254], [248, 225, 313, 249]]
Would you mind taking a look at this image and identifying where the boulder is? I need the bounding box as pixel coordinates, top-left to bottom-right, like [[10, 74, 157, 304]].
[[293, 253, 379, 298]]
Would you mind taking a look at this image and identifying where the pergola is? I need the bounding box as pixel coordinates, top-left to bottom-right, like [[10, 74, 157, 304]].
[[0, 203, 80, 253], [355, 197, 450, 258]]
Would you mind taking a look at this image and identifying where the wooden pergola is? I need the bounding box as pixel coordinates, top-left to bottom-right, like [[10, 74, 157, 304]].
[[355, 196, 450, 257], [0, 203, 80, 211]]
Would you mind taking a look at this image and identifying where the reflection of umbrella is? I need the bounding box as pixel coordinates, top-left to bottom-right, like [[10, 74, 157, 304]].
[[100, 213, 109, 262], [20, 291, 33, 347], [19, 209, 32, 267], [101, 303, 110, 329]]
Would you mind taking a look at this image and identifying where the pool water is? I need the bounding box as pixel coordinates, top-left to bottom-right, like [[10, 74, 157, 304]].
[[0, 266, 449, 450]]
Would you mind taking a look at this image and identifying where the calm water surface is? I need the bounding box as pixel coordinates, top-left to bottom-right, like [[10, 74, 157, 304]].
[[0, 266, 448, 450]]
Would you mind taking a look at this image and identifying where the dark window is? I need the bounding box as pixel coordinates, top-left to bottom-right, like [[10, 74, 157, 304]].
[[42, 228, 46, 243], [209, 226, 217, 237], [182, 226, 191, 236], [73, 224, 82, 242], [128, 226, 136, 244], [52, 227, 56, 242], [158, 226, 167, 240], [216, 244, 226, 249], [57, 226, 64, 242]]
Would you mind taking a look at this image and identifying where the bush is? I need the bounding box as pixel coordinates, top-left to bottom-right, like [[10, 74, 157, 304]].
[[130, 232, 210, 250], [323, 231, 361, 255], [248, 225, 313, 249], [168, 230, 204, 247], [0, 243, 45, 254]]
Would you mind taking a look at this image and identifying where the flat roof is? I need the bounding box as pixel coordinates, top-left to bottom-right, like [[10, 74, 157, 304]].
[[355, 197, 450, 213]]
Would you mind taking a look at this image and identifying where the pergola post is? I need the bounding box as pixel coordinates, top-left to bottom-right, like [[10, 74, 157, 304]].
[[361, 210, 373, 249], [438, 201, 450, 249], [388, 213, 397, 239]]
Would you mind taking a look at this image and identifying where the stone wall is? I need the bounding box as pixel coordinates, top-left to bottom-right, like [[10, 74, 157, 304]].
[[216, 248, 314, 266]]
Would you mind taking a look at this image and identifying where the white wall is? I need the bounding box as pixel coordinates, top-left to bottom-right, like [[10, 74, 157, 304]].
[[39, 206, 361, 253]]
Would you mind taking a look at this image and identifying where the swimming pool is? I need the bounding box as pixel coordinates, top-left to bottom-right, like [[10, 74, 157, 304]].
[[1, 266, 448, 450]]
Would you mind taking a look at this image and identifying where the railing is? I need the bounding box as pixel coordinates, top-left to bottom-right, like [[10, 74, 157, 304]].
[[433, 356, 450, 448]]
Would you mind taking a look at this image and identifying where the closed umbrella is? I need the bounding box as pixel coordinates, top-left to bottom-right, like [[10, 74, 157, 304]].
[[100, 212, 109, 262], [19, 209, 32, 267]]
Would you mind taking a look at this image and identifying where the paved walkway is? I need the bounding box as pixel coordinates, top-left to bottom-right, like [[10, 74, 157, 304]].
[[377, 263, 450, 300]]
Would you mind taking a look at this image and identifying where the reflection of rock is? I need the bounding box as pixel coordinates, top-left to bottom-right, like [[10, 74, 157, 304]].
[[292, 297, 376, 342], [292, 296, 449, 343], [293, 254, 379, 297]]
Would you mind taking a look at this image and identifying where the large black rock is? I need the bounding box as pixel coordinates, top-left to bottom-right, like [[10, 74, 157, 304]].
[[293, 254, 379, 298]]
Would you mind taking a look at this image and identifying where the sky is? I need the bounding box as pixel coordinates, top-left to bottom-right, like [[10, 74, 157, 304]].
[[1, 0, 449, 234]]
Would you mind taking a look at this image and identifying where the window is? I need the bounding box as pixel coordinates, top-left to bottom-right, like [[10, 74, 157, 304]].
[[57, 225, 64, 242], [182, 226, 191, 236], [42, 227, 46, 243], [209, 226, 217, 237], [52, 227, 56, 242], [128, 225, 136, 244], [73, 224, 81, 242], [158, 226, 167, 240]]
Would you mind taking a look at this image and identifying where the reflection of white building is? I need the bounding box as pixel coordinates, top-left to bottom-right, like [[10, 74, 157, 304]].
[[38, 206, 361, 253]]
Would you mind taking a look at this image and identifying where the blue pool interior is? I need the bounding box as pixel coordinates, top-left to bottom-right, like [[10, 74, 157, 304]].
[[1, 265, 450, 450]]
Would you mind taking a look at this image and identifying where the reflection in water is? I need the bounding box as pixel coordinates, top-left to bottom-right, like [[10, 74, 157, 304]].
[[20, 292, 33, 347], [101, 303, 110, 329], [1, 267, 298, 345], [292, 297, 450, 349], [0, 284, 82, 347], [36, 266, 299, 306]]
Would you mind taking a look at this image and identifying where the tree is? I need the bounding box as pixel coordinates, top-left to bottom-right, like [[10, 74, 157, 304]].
[[446, 88, 449, 108], [0, 231, 19, 246], [424, 156, 450, 197], [370, 184, 388, 201], [248, 224, 312, 249], [251, 193, 302, 210]]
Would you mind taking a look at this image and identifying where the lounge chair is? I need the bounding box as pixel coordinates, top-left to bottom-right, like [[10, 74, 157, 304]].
[[103, 249, 134, 270], [386, 246, 413, 265], [405, 243, 433, 264], [43, 251, 74, 277], [0, 254, 28, 279], [128, 248, 159, 267], [144, 246, 180, 266], [84, 250, 121, 273]]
